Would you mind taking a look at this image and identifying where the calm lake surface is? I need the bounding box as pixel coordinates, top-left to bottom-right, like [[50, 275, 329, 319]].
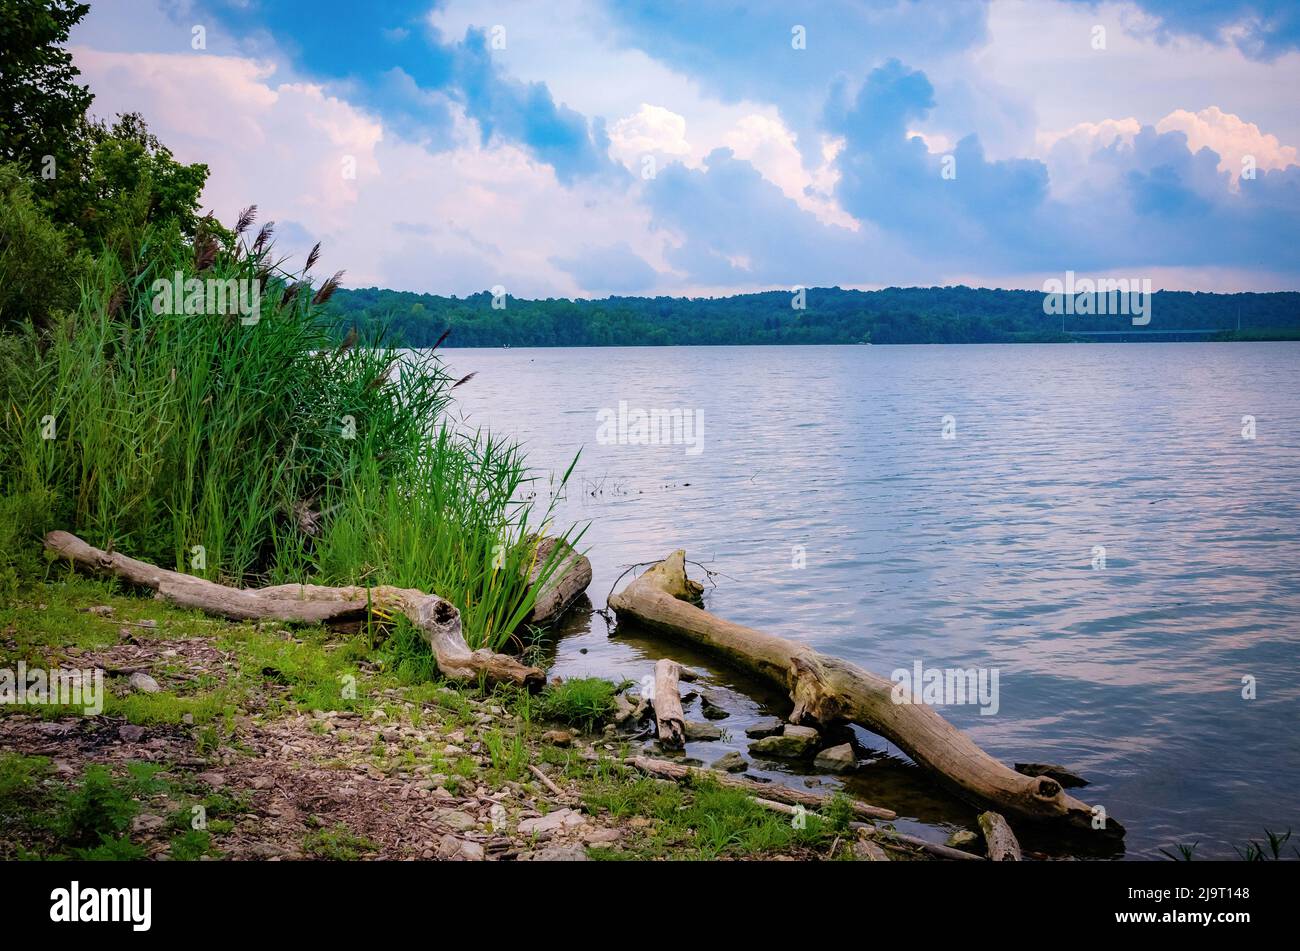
[[441, 343, 1300, 859]]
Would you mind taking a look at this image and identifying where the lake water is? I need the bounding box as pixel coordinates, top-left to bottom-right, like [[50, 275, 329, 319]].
[[441, 343, 1300, 859]]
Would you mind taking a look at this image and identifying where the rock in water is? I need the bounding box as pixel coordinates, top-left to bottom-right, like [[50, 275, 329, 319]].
[[684, 720, 724, 741], [813, 742, 856, 773], [749, 725, 819, 759], [710, 751, 748, 773], [945, 829, 980, 851], [744, 717, 785, 738]]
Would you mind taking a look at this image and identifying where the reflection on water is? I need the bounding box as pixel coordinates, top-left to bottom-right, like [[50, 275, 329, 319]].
[[443, 343, 1300, 859]]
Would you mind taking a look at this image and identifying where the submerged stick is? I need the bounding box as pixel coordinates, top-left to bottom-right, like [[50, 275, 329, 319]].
[[44, 530, 544, 689], [609, 551, 1123, 837]]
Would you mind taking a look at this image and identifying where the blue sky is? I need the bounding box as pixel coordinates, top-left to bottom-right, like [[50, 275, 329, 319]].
[[70, 0, 1300, 295]]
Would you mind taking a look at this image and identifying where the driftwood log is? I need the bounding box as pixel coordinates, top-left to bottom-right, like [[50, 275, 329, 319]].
[[978, 810, 1022, 861], [651, 659, 688, 749], [610, 551, 1122, 836], [627, 755, 896, 821], [44, 531, 545, 689], [849, 822, 986, 861], [523, 536, 592, 626]]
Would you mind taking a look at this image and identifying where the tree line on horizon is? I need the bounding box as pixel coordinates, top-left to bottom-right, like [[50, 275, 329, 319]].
[[326, 285, 1300, 347]]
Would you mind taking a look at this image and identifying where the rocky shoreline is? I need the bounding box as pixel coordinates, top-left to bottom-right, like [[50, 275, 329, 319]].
[[0, 578, 954, 862]]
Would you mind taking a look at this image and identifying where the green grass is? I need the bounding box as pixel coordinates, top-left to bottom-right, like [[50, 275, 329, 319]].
[[303, 823, 377, 860], [581, 764, 849, 861], [534, 677, 621, 731]]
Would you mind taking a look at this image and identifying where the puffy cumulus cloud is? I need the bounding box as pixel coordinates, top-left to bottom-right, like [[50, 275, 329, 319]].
[[71, 46, 661, 298], [820, 58, 1300, 277], [608, 104, 693, 166], [1156, 106, 1299, 184], [452, 27, 626, 185], [73, 49, 383, 236], [721, 115, 857, 229], [826, 60, 1052, 267], [1035, 124, 1300, 272], [1040, 108, 1298, 196], [162, 0, 622, 186]]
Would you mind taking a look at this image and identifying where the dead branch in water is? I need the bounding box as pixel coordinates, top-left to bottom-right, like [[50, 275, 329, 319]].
[[609, 550, 1123, 838]]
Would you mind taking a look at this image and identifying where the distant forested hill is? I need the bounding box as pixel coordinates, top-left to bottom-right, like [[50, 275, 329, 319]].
[[323, 286, 1300, 347]]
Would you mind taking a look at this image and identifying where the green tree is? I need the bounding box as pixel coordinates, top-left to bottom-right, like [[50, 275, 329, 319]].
[[0, 0, 94, 183]]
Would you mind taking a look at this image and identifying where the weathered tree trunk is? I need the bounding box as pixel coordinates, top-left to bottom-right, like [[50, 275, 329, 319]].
[[522, 536, 592, 626], [44, 531, 544, 689], [978, 810, 1022, 861], [627, 755, 895, 820], [610, 551, 1122, 837], [651, 659, 687, 749]]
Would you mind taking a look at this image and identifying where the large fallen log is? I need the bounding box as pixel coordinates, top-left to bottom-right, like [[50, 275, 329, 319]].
[[627, 755, 896, 821], [609, 551, 1122, 836], [44, 531, 544, 689], [651, 659, 688, 749]]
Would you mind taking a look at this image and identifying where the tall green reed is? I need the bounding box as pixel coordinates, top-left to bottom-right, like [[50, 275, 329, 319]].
[[0, 212, 578, 651]]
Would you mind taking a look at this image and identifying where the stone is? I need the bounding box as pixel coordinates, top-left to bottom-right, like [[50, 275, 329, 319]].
[[519, 844, 589, 861], [683, 721, 723, 742], [853, 838, 890, 861], [517, 808, 586, 836], [744, 717, 785, 738], [436, 835, 485, 861], [131, 814, 167, 833], [710, 751, 748, 773], [436, 809, 477, 832], [118, 724, 146, 743], [749, 725, 819, 759], [128, 672, 161, 694], [945, 829, 981, 851], [813, 742, 856, 773]]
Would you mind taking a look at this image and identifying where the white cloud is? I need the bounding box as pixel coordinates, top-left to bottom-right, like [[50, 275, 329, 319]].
[[722, 115, 857, 229], [1156, 106, 1298, 185], [71, 46, 667, 298], [609, 104, 692, 164]]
